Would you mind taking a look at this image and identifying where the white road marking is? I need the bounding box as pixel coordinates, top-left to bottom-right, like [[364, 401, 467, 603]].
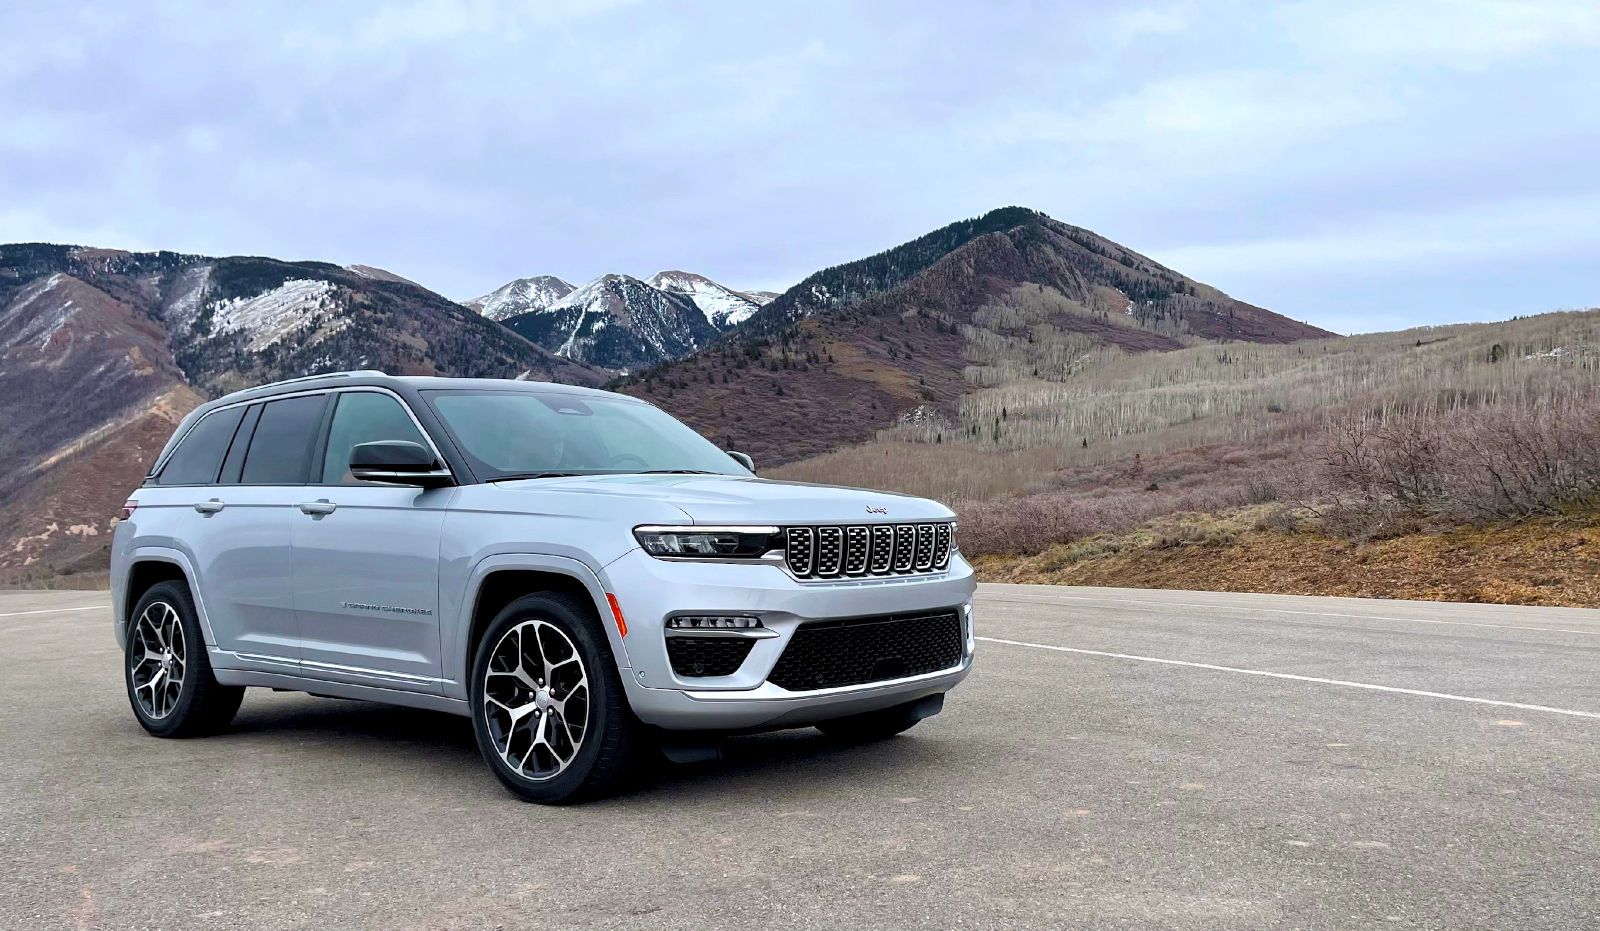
[[976, 636, 1600, 721], [0, 604, 106, 619], [982, 594, 1600, 637]]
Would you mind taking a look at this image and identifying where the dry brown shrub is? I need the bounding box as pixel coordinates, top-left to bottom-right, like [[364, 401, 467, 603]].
[[1306, 395, 1600, 537]]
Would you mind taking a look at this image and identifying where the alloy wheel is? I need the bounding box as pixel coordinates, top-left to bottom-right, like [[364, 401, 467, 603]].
[[130, 601, 186, 719], [482, 619, 590, 782]]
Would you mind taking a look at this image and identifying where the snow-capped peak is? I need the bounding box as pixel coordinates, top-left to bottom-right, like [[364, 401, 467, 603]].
[[646, 270, 763, 329], [467, 275, 576, 321]]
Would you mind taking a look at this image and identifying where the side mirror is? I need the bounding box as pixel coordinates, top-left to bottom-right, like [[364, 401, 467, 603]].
[[726, 450, 755, 473], [349, 441, 452, 488]]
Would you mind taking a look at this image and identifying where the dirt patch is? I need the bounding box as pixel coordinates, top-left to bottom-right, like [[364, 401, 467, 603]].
[[975, 514, 1600, 607]]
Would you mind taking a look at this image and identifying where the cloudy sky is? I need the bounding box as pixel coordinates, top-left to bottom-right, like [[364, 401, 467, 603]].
[[2, 0, 1596, 333]]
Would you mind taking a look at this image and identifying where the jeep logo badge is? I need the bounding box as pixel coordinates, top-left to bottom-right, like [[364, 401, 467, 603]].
[[866, 506, 888, 515]]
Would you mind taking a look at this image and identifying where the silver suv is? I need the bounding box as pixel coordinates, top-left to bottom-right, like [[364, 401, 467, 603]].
[[112, 372, 975, 802]]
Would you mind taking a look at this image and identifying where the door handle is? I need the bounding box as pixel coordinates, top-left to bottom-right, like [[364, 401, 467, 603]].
[[298, 499, 337, 516], [193, 498, 225, 515]]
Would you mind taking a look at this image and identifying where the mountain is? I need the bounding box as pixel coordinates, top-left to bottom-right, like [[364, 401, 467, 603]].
[[0, 243, 602, 579], [497, 270, 770, 371], [646, 270, 771, 329], [623, 207, 1336, 468], [500, 274, 716, 372], [466, 275, 576, 321]]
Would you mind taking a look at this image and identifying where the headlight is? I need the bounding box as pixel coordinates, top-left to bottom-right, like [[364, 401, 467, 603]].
[[633, 525, 779, 559]]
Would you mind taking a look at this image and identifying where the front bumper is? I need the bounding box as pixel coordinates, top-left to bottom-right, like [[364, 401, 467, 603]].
[[601, 547, 977, 731]]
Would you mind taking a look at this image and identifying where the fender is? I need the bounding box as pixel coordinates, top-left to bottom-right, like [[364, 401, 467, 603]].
[[117, 547, 217, 650], [443, 552, 632, 703]]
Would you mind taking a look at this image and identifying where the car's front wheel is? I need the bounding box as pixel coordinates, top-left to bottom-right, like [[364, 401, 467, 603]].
[[469, 592, 640, 803], [125, 580, 245, 737]]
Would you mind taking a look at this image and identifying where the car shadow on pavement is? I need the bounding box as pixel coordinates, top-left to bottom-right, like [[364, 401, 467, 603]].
[[215, 694, 952, 798]]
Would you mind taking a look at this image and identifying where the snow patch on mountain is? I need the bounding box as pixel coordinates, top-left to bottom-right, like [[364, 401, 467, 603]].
[[210, 278, 340, 351]]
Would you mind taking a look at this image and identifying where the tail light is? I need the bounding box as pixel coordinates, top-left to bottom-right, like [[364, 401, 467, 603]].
[[120, 499, 138, 521]]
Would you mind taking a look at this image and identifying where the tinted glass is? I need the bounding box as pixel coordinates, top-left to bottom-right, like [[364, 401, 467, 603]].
[[240, 395, 326, 484], [426, 390, 748, 480], [217, 404, 262, 484], [321, 392, 430, 483], [157, 406, 246, 486]]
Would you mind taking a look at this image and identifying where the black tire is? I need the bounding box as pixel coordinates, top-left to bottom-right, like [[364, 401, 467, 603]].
[[125, 580, 245, 738], [815, 696, 939, 743], [469, 592, 640, 803]]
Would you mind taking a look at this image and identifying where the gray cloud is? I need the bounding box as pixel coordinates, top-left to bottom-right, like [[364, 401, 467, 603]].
[[1, 0, 1595, 331]]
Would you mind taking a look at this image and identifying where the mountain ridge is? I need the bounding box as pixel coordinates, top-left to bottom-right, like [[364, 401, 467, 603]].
[[0, 242, 603, 576], [494, 269, 772, 370], [622, 207, 1334, 468]]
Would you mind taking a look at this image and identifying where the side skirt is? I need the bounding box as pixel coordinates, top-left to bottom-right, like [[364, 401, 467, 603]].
[[213, 669, 472, 717]]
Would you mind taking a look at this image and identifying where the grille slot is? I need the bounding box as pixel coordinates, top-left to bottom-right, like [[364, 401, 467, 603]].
[[666, 637, 756, 678], [781, 521, 955, 580], [892, 525, 917, 571], [869, 526, 894, 573], [815, 526, 843, 576], [766, 610, 964, 691], [844, 526, 870, 575], [934, 523, 952, 569], [785, 527, 814, 576], [914, 524, 936, 570]]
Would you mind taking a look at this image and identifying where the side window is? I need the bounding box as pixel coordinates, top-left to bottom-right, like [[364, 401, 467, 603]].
[[240, 395, 327, 484], [320, 392, 430, 484], [156, 406, 246, 486]]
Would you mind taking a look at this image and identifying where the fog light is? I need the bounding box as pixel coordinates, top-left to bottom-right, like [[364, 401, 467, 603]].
[[667, 615, 763, 630]]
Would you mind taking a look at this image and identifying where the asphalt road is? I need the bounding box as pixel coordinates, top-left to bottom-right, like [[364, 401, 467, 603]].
[[3, 584, 1599, 930]]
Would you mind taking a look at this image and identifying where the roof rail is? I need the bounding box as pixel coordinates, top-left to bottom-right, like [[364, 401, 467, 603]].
[[250, 369, 388, 391]]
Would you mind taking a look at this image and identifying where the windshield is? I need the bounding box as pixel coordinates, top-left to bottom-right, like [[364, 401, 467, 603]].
[[424, 390, 750, 480]]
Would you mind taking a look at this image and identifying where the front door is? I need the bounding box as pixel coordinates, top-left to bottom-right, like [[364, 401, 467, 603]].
[[290, 390, 451, 692]]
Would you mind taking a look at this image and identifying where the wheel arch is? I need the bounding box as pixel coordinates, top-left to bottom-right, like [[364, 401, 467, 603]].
[[118, 549, 215, 649], [451, 555, 630, 702]]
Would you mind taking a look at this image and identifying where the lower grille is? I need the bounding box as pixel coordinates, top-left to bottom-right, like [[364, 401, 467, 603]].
[[666, 637, 755, 677], [766, 609, 963, 691]]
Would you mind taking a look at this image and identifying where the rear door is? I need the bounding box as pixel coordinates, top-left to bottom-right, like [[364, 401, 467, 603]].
[[288, 388, 452, 692], [198, 392, 329, 668]]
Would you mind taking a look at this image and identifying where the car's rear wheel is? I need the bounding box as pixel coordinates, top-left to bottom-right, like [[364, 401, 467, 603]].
[[469, 592, 639, 803], [125, 580, 244, 737]]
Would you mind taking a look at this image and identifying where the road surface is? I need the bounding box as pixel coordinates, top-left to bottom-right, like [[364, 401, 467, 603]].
[[2, 584, 1598, 930]]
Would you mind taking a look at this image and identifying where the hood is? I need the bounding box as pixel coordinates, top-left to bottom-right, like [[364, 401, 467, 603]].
[[490, 474, 954, 525]]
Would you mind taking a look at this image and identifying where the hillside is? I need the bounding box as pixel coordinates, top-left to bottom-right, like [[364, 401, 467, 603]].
[[624, 207, 1333, 467], [769, 308, 1600, 606], [0, 243, 602, 579]]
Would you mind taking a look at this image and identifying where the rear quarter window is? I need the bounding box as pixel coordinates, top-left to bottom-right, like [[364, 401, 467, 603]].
[[154, 406, 247, 486]]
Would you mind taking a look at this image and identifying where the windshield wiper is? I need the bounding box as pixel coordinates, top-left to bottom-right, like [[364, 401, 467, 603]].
[[636, 469, 719, 475], [489, 471, 584, 481]]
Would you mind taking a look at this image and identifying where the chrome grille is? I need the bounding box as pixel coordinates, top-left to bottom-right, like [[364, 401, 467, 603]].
[[782, 522, 956, 580]]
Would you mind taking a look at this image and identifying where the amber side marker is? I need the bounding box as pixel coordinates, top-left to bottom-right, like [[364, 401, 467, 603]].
[[605, 593, 628, 637]]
